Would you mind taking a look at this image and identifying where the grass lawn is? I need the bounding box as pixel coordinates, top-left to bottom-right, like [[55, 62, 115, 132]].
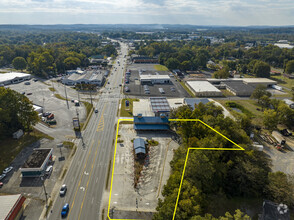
[[270, 67, 294, 90], [49, 87, 56, 92], [220, 89, 235, 97], [120, 98, 139, 117], [154, 64, 169, 71], [217, 99, 264, 126], [178, 80, 195, 97], [54, 94, 69, 101], [0, 129, 54, 173], [81, 101, 93, 130]]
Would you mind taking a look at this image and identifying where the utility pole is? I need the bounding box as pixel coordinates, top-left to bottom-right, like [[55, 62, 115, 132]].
[[64, 83, 69, 109], [40, 175, 48, 218], [90, 88, 93, 107]]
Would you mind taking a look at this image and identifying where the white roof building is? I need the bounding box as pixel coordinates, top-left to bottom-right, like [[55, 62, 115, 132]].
[[140, 75, 170, 85], [0, 72, 31, 85], [186, 81, 223, 97]]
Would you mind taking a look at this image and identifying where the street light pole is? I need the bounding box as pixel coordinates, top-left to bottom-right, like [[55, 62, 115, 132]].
[[64, 83, 69, 109], [41, 176, 48, 218]]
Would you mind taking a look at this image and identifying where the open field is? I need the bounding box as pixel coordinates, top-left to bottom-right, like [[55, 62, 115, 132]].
[[154, 64, 169, 71]]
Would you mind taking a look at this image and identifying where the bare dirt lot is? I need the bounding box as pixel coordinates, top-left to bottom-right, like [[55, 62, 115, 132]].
[[108, 124, 179, 219]]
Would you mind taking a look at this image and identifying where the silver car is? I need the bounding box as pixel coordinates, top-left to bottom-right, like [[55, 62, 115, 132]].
[[60, 184, 67, 196], [3, 166, 13, 174], [0, 174, 6, 181]]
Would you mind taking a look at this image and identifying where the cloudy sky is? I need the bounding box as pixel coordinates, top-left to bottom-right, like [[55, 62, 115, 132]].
[[0, 0, 294, 26]]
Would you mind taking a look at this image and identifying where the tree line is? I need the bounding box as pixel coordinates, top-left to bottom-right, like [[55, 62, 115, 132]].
[[153, 103, 294, 220], [0, 31, 118, 77], [131, 39, 294, 76], [0, 88, 39, 139]]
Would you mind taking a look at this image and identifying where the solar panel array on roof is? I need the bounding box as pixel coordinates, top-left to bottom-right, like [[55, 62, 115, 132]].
[[150, 97, 170, 112]]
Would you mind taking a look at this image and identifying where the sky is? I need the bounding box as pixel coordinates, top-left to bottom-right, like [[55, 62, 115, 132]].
[[0, 0, 294, 26]]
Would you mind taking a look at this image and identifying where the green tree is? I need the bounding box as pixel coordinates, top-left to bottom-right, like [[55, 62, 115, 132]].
[[12, 57, 27, 71], [252, 60, 271, 78], [64, 57, 81, 70], [165, 57, 180, 70], [285, 60, 294, 74], [250, 85, 271, 104], [0, 88, 38, 139], [213, 66, 230, 79], [264, 172, 294, 207], [263, 109, 278, 130]]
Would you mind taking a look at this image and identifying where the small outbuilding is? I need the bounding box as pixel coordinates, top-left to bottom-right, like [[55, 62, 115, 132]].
[[133, 138, 146, 157], [261, 200, 290, 220]]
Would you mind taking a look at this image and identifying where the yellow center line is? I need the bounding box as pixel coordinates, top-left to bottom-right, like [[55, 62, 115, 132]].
[[78, 140, 100, 220], [97, 103, 108, 132], [68, 140, 94, 218]]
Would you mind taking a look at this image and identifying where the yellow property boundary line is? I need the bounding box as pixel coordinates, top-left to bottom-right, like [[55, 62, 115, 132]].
[[107, 118, 245, 220]]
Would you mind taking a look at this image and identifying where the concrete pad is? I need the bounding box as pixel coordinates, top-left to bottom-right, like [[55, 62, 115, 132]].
[[133, 99, 153, 116]]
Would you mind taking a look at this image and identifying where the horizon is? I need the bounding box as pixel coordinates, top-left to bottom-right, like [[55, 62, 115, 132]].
[[1, 0, 294, 26]]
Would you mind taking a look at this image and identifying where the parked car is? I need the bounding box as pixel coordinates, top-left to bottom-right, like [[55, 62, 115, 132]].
[[60, 184, 67, 196], [61, 203, 69, 218], [3, 166, 13, 174], [46, 165, 53, 175], [0, 174, 6, 181], [43, 112, 51, 117], [27, 92, 32, 95], [71, 99, 74, 103], [280, 129, 292, 136], [24, 82, 31, 85], [21, 92, 25, 95], [33, 79, 38, 82], [47, 114, 54, 120], [95, 108, 98, 113]]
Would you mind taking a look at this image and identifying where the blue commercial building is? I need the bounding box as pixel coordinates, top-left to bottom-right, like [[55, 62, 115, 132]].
[[134, 115, 169, 131]]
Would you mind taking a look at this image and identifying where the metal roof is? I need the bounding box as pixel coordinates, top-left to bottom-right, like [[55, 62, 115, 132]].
[[0, 72, 31, 83], [0, 194, 24, 220], [140, 75, 170, 80], [185, 98, 210, 109], [135, 147, 146, 154], [186, 81, 221, 93], [149, 97, 170, 112], [134, 116, 169, 124], [222, 81, 255, 93], [134, 124, 170, 130], [133, 138, 145, 149]]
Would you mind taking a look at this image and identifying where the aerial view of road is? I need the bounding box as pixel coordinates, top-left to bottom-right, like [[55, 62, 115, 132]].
[[49, 42, 128, 220]]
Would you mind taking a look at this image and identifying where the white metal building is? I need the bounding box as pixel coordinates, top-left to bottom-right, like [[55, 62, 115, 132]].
[[0, 72, 31, 85], [186, 81, 223, 97], [62, 70, 105, 86], [241, 78, 277, 87], [140, 75, 170, 85]]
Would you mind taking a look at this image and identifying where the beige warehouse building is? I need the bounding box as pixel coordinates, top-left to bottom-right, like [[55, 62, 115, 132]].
[[186, 81, 223, 97]]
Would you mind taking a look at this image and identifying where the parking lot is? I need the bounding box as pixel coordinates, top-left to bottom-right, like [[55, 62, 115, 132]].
[[0, 138, 73, 220], [8, 78, 87, 141], [124, 64, 190, 98], [109, 124, 179, 218]]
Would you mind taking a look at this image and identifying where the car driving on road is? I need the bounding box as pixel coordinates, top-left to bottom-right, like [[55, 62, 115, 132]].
[[61, 203, 69, 218], [60, 184, 67, 196]]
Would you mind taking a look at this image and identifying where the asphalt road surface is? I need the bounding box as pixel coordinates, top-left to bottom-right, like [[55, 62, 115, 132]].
[[48, 42, 128, 220]]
